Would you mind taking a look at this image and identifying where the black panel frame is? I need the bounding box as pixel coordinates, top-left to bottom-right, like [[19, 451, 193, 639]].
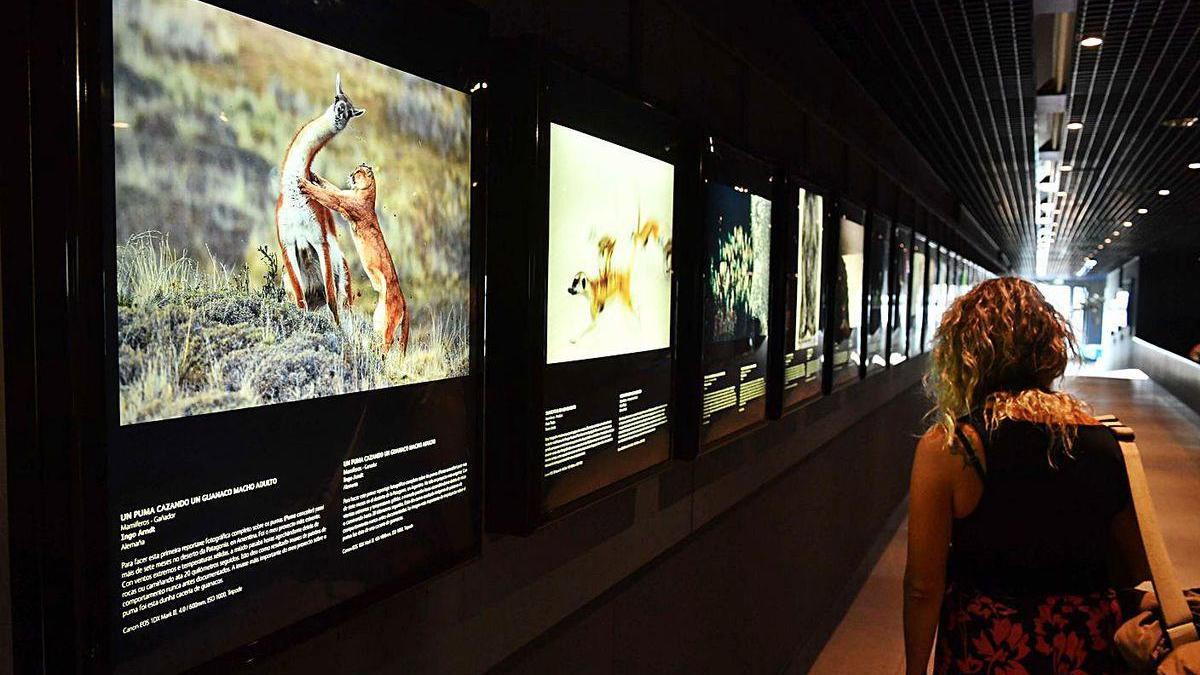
[[886, 223, 914, 365], [676, 138, 780, 459], [484, 45, 685, 533], [770, 174, 832, 418], [862, 211, 891, 378], [10, 0, 489, 672], [909, 228, 930, 357], [826, 198, 867, 392]]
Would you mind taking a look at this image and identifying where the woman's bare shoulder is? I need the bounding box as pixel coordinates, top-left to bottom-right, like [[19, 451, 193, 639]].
[[915, 423, 984, 473], [914, 425, 957, 466]]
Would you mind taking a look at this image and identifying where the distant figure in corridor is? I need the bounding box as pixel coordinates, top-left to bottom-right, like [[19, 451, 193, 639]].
[[904, 277, 1147, 675]]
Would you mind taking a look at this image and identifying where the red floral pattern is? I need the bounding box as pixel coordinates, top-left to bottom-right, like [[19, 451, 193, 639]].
[[936, 584, 1122, 675]]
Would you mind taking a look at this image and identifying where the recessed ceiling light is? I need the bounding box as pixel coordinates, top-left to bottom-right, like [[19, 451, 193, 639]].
[[1123, 221, 1133, 227], [1104, 238, 1112, 243], [1158, 189, 1171, 196], [1113, 231, 1121, 237], [1099, 244, 1105, 249], [1066, 122, 1084, 131], [1189, 162, 1200, 169], [1080, 36, 1103, 47], [1060, 165, 1074, 172], [1137, 208, 1148, 214]]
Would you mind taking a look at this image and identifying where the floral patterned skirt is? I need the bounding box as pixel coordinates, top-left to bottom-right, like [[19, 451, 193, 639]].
[[935, 582, 1124, 674]]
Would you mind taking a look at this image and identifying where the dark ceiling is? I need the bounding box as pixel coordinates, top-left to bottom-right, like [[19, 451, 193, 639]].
[[800, 0, 1200, 279]]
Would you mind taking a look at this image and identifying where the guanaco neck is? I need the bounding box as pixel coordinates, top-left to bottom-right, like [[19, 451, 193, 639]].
[[282, 109, 337, 187]]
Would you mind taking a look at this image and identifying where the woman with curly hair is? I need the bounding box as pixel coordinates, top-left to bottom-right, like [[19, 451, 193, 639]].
[[904, 277, 1147, 674]]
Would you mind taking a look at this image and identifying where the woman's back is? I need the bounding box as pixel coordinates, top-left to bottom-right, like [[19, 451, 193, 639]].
[[949, 416, 1131, 595], [929, 416, 1133, 674], [904, 276, 1145, 675]]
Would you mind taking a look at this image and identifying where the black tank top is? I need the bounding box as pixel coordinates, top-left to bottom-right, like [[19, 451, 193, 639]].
[[947, 414, 1132, 595]]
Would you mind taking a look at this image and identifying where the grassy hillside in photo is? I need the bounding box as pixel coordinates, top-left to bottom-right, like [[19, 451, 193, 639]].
[[117, 233, 468, 424]]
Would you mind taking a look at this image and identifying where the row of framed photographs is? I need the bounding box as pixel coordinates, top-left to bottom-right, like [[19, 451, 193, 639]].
[[14, 0, 993, 671], [484, 51, 997, 533]]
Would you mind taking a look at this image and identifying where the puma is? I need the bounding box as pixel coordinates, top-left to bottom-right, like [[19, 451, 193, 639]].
[[302, 165, 410, 356]]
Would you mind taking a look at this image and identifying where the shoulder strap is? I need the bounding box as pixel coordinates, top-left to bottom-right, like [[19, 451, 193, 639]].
[[1096, 414, 1199, 649], [954, 423, 987, 482]]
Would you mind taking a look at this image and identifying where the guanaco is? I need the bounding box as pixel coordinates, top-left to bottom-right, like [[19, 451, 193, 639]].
[[275, 73, 363, 325], [302, 165, 409, 356]]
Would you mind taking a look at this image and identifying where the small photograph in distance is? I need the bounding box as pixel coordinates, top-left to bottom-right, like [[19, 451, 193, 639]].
[[795, 189, 823, 351], [704, 184, 771, 344]]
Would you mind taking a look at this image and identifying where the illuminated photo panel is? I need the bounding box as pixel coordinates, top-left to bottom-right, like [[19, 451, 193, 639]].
[[909, 234, 927, 355], [795, 189, 824, 352], [888, 226, 912, 365], [540, 122, 674, 512], [864, 216, 890, 373], [782, 186, 825, 408], [113, 0, 471, 426], [105, 0, 482, 671], [704, 186, 771, 343], [698, 180, 771, 443], [830, 215, 865, 383], [546, 124, 674, 365]]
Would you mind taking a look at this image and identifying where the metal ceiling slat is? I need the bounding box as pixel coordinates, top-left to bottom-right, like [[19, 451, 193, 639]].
[[798, 0, 1200, 276], [1056, 0, 1200, 276]]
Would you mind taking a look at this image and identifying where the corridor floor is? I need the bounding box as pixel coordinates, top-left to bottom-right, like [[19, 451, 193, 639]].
[[806, 373, 1200, 674]]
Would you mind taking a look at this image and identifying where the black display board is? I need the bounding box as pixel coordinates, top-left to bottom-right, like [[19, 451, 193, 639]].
[[827, 200, 866, 390], [485, 48, 682, 532], [14, 0, 488, 672], [887, 224, 914, 365], [675, 140, 778, 456], [776, 178, 829, 414], [909, 232, 929, 356], [863, 212, 891, 376], [926, 242, 946, 352], [948, 251, 962, 306]]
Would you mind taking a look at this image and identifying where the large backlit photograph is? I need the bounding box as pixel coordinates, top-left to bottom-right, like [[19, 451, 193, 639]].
[[795, 189, 823, 351], [546, 124, 674, 364], [113, 0, 471, 425], [704, 184, 771, 343]]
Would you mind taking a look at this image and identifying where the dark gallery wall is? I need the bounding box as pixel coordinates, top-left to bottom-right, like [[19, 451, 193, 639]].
[[1128, 251, 1200, 357], [0, 1, 990, 673], [244, 1, 952, 673], [252, 360, 928, 674], [474, 0, 973, 252]]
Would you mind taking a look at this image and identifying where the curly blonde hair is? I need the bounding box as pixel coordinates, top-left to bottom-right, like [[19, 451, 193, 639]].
[[926, 277, 1092, 462]]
